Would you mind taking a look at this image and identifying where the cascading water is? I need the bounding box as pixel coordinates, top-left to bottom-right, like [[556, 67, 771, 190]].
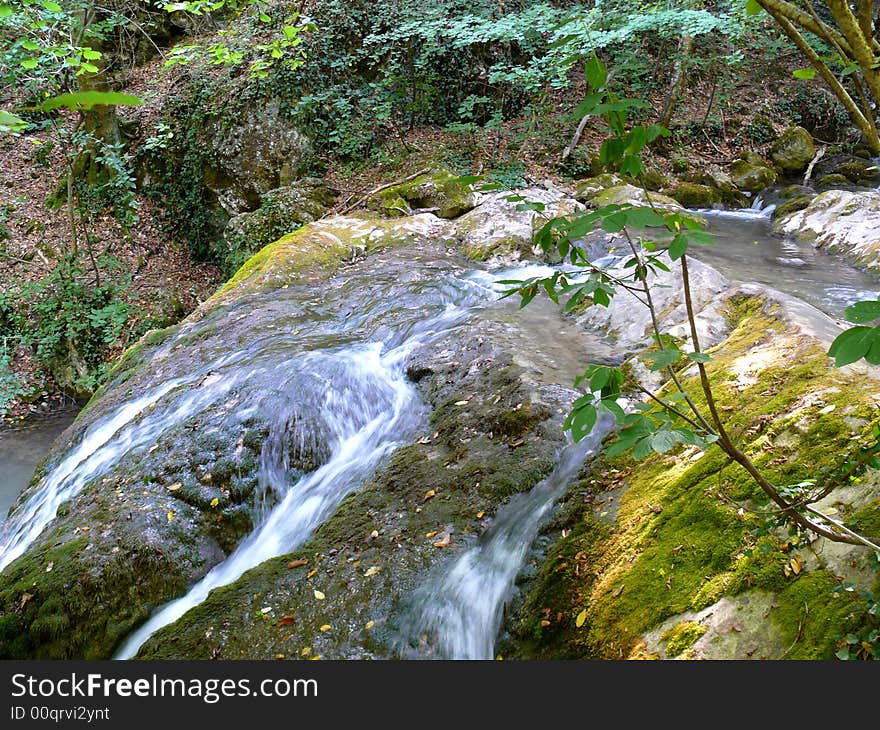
[[394, 416, 612, 660]]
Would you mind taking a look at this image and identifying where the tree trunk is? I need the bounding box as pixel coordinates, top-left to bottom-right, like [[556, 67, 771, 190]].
[[659, 34, 694, 128]]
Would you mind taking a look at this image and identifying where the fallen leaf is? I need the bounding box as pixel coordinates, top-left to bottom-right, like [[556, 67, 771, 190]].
[[45, 562, 54, 573], [425, 531, 438, 539], [307, 569, 318, 578], [319, 624, 331, 632], [575, 609, 587, 628], [476, 511, 484, 519], [300, 647, 311, 657], [20, 593, 33, 609], [287, 558, 308, 569], [274, 654, 285, 660], [454, 400, 470, 406], [423, 489, 436, 502], [365, 620, 375, 630], [313, 590, 325, 600], [369, 530, 379, 539], [309, 655, 321, 661], [276, 616, 296, 627], [540, 620, 551, 627], [210, 497, 219, 508], [363, 566, 380, 577], [432, 532, 451, 548], [167, 510, 175, 522], [612, 584, 625, 598], [167, 482, 182, 492]]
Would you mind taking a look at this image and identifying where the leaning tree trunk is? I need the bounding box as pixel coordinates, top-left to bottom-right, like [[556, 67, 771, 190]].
[[658, 34, 694, 128]]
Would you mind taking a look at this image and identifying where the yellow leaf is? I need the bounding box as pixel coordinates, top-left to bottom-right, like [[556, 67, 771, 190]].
[[364, 566, 380, 577], [309, 655, 321, 660], [300, 647, 311, 657], [370, 530, 379, 538], [425, 531, 438, 539], [210, 497, 219, 508], [167, 482, 182, 491], [476, 511, 484, 519], [167, 510, 175, 522], [365, 620, 375, 630], [424, 489, 436, 502], [274, 654, 285, 660], [575, 609, 587, 628], [319, 624, 331, 632], [313, 590, 325, 600], [307, 569, 318, 578]]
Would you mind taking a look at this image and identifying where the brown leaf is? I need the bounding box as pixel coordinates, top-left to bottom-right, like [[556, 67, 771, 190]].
[[276, 616, 296, 627], [423, 489, 436, 502], [432, 531, 451, 548], [287, 558, 308, 569], [540, 620, 551, 627]]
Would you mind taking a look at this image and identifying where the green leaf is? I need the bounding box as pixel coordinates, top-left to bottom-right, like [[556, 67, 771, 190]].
[[686, 351, 712, 363], [650, 430, 678, 454], [745, 0, 763, 15], [623, 206, 665, 229], [259, 12, 271, 22], [0, 6, 13, 18], [81, 49, 102, 60], [584, 55, 607, 90], [828, 325, 879, 367], [40, 91, 144, 111], [793, 68, 816, 80], [40, 0, 61, 11], [20, 58, 39, 70], [0, 110, 28, 133], [669, 233, 688, 260], [642, 348, 682, 371], [844, 299, 880, 324]]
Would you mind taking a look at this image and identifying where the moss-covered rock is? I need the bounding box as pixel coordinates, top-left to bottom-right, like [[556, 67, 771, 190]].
[[771, 194, 815, 221], [454, 187, 583, 261], [670, 182, 719, 209], [574, 174, 624, 203], [816, 173, 850, 189], [770, 126, 816, 174], [730, 157, 777, 192], [369, 168, 475, 219], [702, 168, 749, 208], [501, 289, 880, 660], [221, 179, 336, 274]]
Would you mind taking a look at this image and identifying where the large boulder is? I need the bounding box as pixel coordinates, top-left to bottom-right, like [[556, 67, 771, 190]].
[[454, 186, 583, 261], [770, 126, 816, 174], [500, 284, 880, 660], [773, 189, 880, 271], [730, 153, 777, 192], [221, 179, 337, 273], [204, 101, 312, 216], [369, 168, 475, 219]]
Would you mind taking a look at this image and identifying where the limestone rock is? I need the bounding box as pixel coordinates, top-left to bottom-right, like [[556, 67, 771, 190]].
[[773, 189, 880, 271]]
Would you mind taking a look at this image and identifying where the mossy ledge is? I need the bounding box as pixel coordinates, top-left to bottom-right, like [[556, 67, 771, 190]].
[[501, 292, 880, 660]]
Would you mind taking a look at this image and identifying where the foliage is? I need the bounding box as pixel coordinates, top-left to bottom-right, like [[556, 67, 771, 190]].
[[503, 53, 880, 553], [0, 252, 141, 395]]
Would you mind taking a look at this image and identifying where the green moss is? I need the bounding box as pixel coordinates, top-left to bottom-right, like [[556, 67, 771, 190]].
[[670, 183, 719, 209], [661, 620, 707, 657], [371, 169, 474, 219], [508, 292, 880, 659], [772, 571, 865, 659], [772, 195, 815, 220], [844, 500, 880, 539]]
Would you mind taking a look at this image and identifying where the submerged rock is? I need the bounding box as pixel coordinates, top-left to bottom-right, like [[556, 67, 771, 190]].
[[773, 189, 880, 271]]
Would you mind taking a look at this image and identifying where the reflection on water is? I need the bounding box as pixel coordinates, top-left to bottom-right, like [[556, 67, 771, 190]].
[[0, 408, 78, 521]]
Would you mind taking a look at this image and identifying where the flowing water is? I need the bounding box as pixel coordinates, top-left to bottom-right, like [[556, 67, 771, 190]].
[[3, 203, 879, 661]]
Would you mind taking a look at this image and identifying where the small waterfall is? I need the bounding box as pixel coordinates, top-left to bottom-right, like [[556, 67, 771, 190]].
[[116, 341, 429, 658], [395, 414, 613, 659], [0, 352, 245, 571]]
